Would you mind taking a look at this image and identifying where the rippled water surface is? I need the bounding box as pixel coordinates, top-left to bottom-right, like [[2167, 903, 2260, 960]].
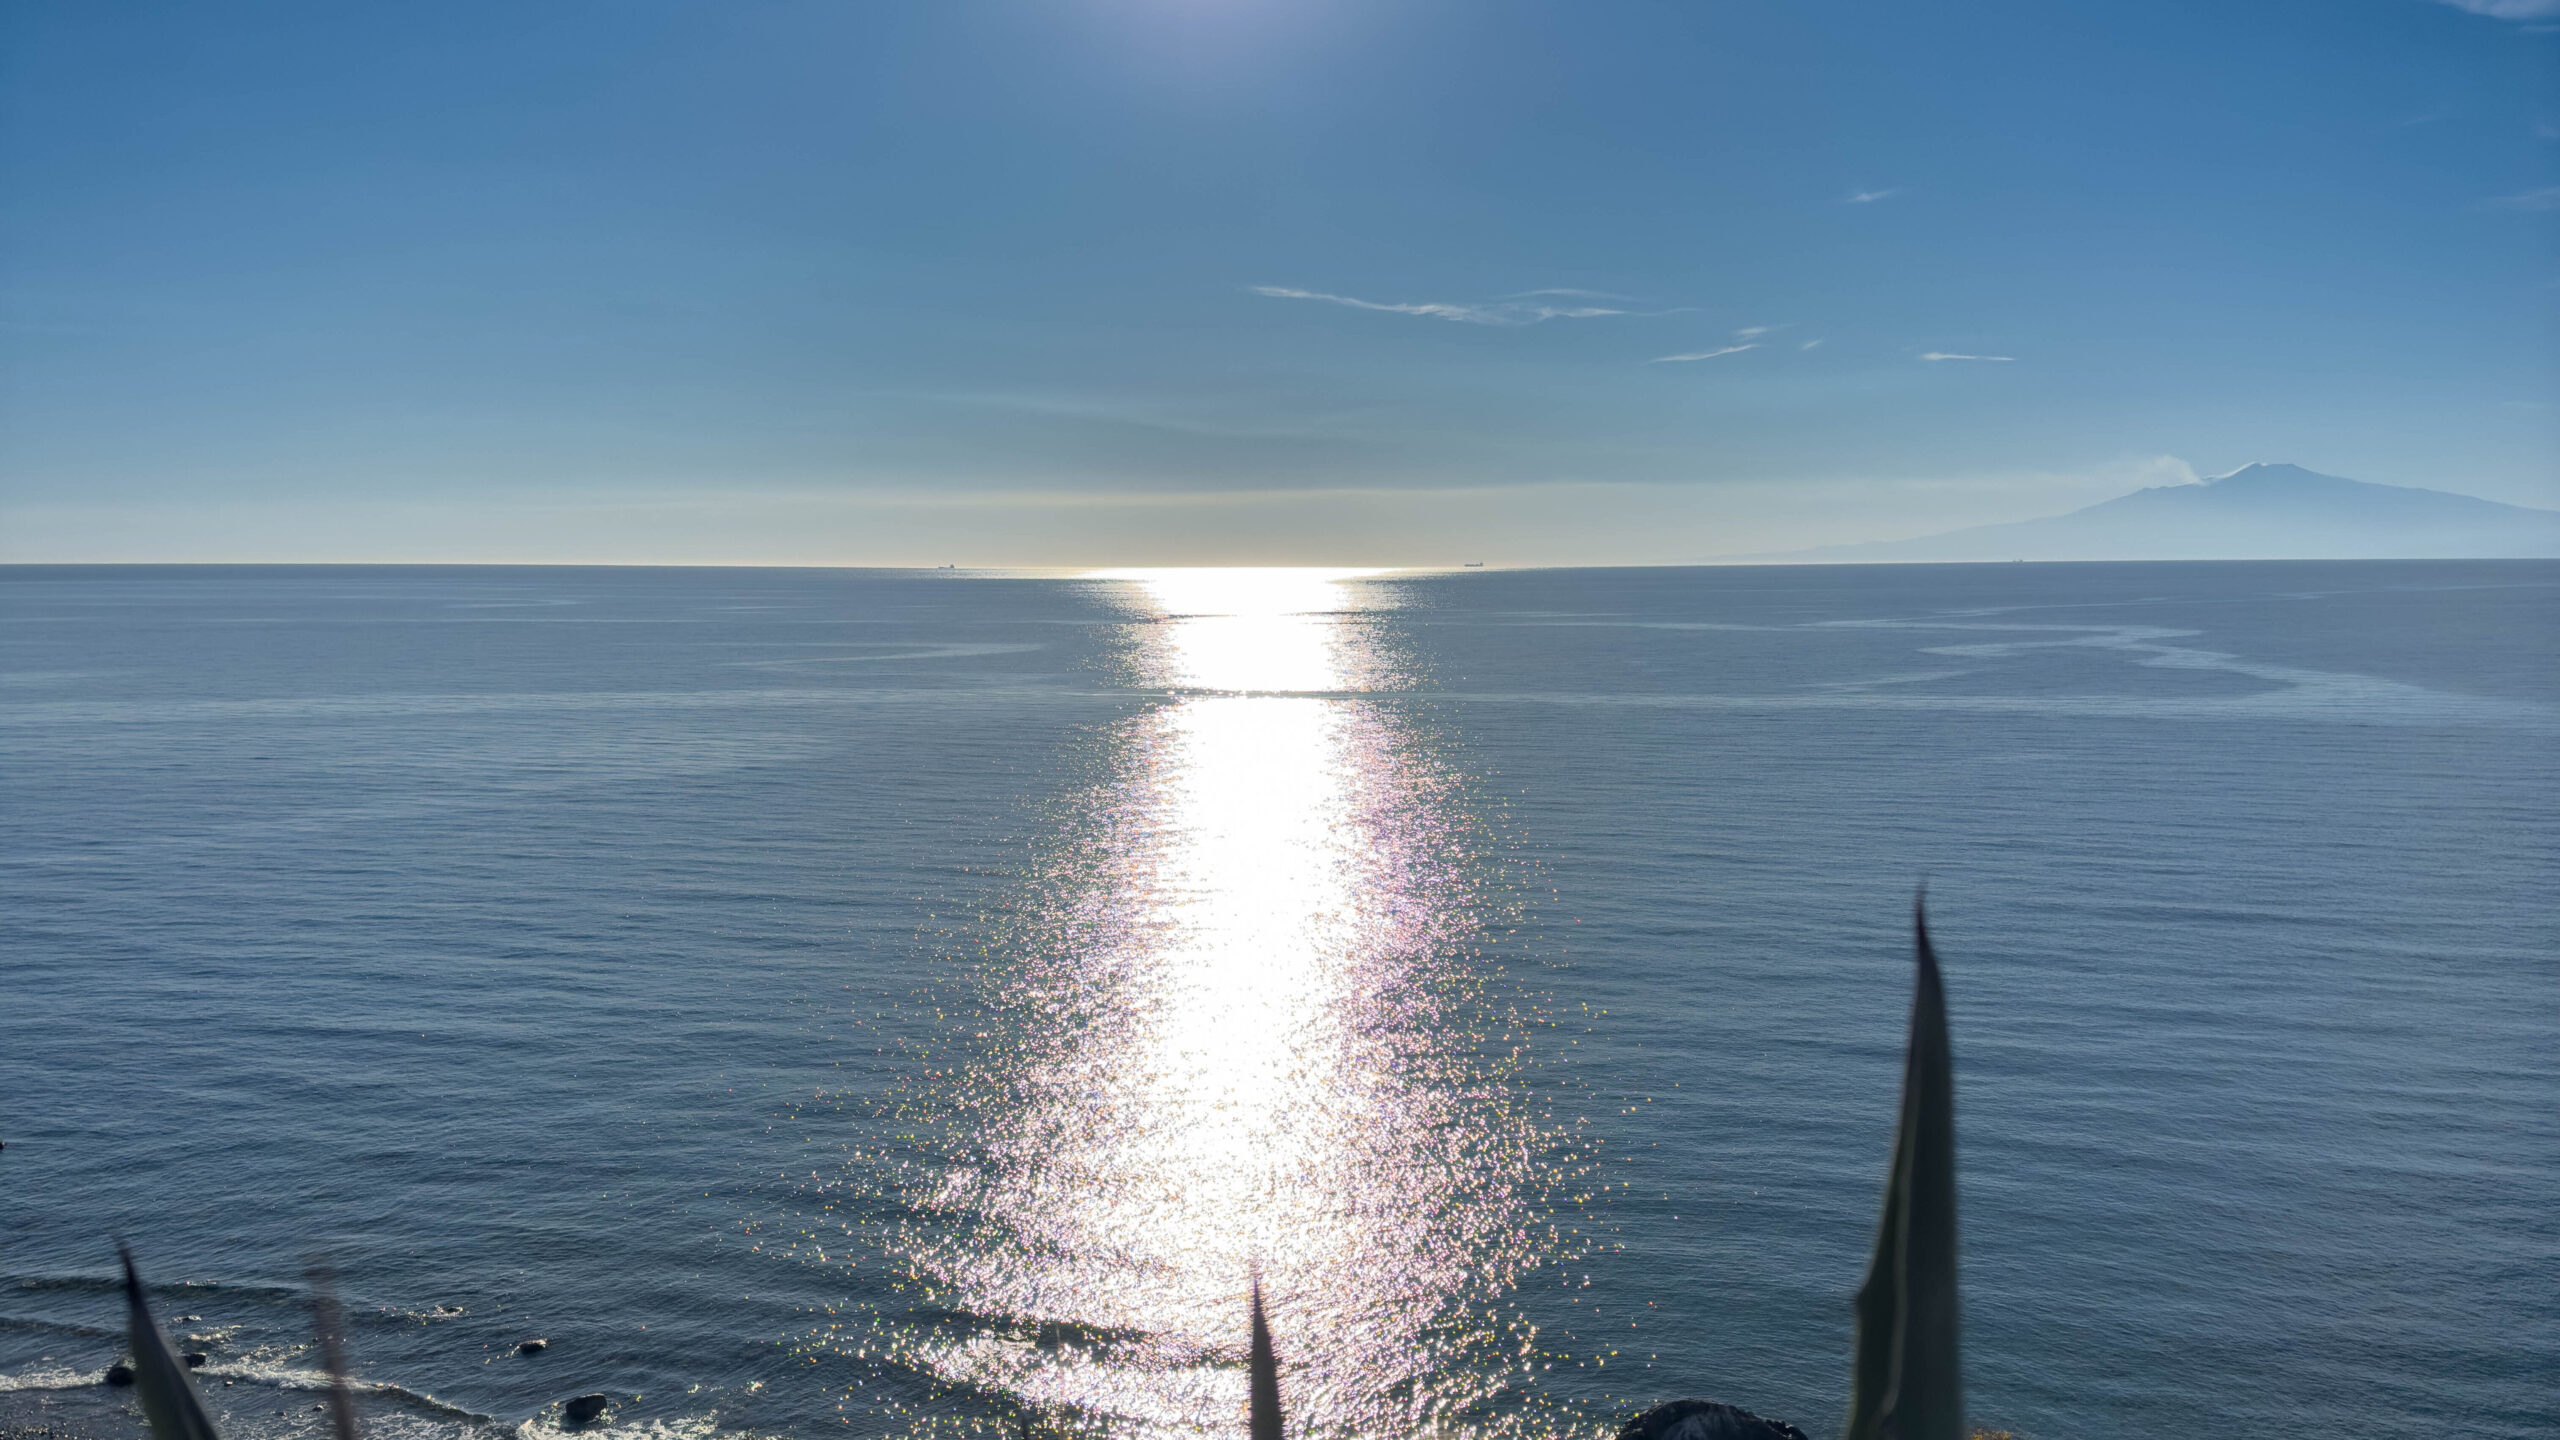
[[3, 563, 2554, 1440]]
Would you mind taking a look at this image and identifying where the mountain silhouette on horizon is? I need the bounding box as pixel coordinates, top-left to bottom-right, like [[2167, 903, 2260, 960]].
[[1750, 463, 2560, 562]]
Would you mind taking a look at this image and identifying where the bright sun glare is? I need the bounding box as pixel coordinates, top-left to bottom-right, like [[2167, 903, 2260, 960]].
[[900, 567, 1539, 1436]]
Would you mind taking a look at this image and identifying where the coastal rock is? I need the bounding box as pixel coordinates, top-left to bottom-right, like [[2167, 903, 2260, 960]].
[[103, 1364, 135, 1387], [519, 1339, 549, 1355], [1617, 1400, 1810, 1440], [562, 1394, 611, 1426], [182, 1352, 207, 1368]]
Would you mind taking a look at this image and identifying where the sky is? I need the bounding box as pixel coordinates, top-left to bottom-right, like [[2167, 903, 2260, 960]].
[[1, 0, 2553, 565]]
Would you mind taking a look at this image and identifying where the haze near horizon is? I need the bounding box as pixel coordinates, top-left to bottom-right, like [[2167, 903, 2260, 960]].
[[2, 0, 2553, 565]]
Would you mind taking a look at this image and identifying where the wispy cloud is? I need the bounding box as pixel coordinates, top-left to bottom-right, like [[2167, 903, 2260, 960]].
[[1920, 351, 2014, 362], [1502, 287, 1637, 301], [1734, 324, 1784, 339], [2489, 185, 2560, 210], [1799, 338, 1825, 351], [2431, 0, 2560, 18], [1651, 344, 1760, 363], [1252, 285, 1632, 325], [1845, 187, 1905, 204]]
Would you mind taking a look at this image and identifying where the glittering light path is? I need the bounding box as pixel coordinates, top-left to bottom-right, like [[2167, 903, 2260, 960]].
[[899, 570, 1547, 1439]]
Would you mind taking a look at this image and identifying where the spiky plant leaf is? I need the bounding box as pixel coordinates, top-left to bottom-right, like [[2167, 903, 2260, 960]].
[[1843, 898, 1963, 1440], [1247, 1278, 1282, 1440], [120, 1246, 221, 1440], [306, 1261, 362, 1440]]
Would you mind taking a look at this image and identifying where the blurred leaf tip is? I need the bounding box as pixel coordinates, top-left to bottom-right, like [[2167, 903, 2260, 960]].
[[1248, 1273, 1283, 1440], [119, 1245, 222, 1440], [1843, 893, 1964, 1440], [307, 1258, 363, 1440]]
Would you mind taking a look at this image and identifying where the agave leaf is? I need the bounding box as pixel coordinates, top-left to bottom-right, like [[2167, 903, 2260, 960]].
[[306, 1261, 362, 1440], [1842, 897, 1963, 1440], [1247, 1277, 1282, 1440], [119, 1246, 221, 1440]]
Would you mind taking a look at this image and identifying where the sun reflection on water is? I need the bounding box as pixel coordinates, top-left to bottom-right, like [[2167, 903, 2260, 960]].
[[892, 569, 1553, 1438]]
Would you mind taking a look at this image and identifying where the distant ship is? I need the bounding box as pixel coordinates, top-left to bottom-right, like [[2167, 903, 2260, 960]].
[[1462, 561, 1485, 568]]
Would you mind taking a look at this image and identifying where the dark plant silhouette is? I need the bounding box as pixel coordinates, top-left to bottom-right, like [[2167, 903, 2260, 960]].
[[307, 1260, 362, 1440], [1843, 898, 1963, 1440], [1247, 1275, 1283, 1440], [119, 1245, 218, 1440]]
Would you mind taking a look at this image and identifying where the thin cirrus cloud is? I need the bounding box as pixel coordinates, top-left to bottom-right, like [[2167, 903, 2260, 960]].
[[1845, 187, 1905, 204], [2490, 185, 2560, 210], [1651, 344, 1760, 363], [1250, 285, 1635, 325], [1503, 287, 1638, 301], [1920, 351, 2015, 362], [2432, 0, 2560, 18]]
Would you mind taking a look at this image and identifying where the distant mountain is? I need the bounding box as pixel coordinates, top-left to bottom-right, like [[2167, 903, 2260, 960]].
[[1751, 463, 2560, 563]]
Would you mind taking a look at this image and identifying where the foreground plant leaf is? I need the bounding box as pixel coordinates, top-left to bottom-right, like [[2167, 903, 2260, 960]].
[[1843, 897, 1963, 1440], [120, 1245, 221, 1440], [307, 1260, 362, 1440], [1248, 1278, 1282, 1440]]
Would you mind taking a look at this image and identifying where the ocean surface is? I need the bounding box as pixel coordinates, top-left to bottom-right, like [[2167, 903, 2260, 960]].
[[2, 562, 2553, 1440]]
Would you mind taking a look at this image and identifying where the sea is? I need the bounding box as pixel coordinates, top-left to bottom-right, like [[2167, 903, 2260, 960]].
[[1, 562, 2553, 1440]]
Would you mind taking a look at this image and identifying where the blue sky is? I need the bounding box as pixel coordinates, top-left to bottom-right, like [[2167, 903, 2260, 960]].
[[2, 0, 2552, 563]]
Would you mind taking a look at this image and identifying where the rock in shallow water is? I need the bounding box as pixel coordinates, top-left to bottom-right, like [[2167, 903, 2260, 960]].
[[1617, 1400, 1811, 1440], [102, 1364, 134, 1387], [518, 1339, 549, 1355], [562, 1394, 611, 1426]]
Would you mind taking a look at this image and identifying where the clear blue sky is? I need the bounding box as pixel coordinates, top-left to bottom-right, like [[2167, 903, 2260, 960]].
[[2, 0, 2552, 564]]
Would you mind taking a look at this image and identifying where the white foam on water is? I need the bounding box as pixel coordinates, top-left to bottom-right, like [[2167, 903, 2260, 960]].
[[0, 1363, 109, 1392], [510, 1409, 770, 1440]]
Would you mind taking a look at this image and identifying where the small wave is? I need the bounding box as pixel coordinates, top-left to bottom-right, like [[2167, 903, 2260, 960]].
[[196, 1359, 490, 1422], [5, 1274, 123, 1298], [0, 1365, 114, 1394], [361, 1381, 489, 1422], [510, 1409, 773, 1440], [4, 1271, 308, 1302], [0, 1314, 118, 1339]]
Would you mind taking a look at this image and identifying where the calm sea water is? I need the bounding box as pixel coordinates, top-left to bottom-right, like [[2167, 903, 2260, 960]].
[[2, 563, 2553, 1440]]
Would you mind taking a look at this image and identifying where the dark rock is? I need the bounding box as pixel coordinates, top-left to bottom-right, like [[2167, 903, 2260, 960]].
[[562, 1394, 611, 1426], [182, 1353, 207, 1368], [103, 1364, 135, 1388], [518, 1339, 549, 1355], [1617, 1400, 1811, 1440]]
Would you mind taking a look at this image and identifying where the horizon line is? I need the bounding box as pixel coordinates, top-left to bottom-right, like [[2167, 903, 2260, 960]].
[[5, 556, 2552, 572]]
